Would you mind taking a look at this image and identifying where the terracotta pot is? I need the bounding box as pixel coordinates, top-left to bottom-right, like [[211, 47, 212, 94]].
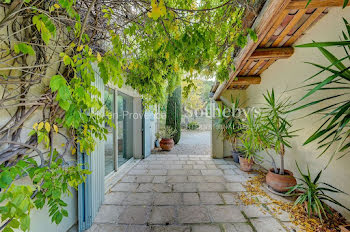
[[266, 168, 297, 193], [232, 151, 240, 163], [340, 225, 350, 232], [160, 138, 174, 151], [239, 156, 254, 172]]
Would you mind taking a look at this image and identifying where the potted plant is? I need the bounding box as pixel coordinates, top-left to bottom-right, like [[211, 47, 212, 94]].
[[287, 162, 350, 223], [215, 97, 244, 163], [155, 131, 161, 148], [261, 89, 298, 193], [238, 137, 261, 172], [159, 126, 177, 151], [238, 111, 262, 171]]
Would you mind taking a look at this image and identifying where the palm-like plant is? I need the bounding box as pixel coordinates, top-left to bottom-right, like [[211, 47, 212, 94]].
[[260, 89, 298, 175], [288, 162, 350, 222], [293, 19, 350, 166], [215, 97, 244, 152], [239, 137, 259, 161], [239, 111, 263, 160]]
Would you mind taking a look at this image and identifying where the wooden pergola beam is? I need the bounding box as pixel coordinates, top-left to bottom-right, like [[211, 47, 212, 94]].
[[213, 0, 292, 100], [248, 47, 294, 60], [230, 76, 261, 86], [286, 0, 350, 9]]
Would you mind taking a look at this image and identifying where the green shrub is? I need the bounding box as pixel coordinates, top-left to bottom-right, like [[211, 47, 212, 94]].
[[166, 87, 181, 144], [187, 121, 199, 130]]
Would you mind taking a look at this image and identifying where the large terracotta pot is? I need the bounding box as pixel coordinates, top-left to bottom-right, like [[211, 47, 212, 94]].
[[239, 156, 254, 172], [266, 168, 297, 193], [232, 151, 240, 164], [160, 138, 174, 151]]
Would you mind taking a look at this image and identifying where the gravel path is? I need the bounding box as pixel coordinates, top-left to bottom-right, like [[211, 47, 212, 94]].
[[153, 130, 211, 156]]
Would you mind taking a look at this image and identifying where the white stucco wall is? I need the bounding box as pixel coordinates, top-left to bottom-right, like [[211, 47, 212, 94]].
[[243, 7, 350, 219], [212, 90, 247, 158]]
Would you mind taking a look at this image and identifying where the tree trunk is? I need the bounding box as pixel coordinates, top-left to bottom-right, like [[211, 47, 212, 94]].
[[279, 144, 285, 175], [280, 154, 285, 175]]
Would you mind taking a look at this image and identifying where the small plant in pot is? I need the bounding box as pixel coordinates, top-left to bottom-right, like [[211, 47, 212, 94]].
[[238, 137, 261, 172], [261, 89, 298, 193], [155, 131, 161, 148], [238, 111, 262, 172], [287, 162, 350, 223], [159, 126, 177, 151], [215, 97, 244, 163]]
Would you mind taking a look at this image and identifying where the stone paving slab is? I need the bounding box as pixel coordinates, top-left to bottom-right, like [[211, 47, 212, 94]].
[[91, 138, 291, 232]]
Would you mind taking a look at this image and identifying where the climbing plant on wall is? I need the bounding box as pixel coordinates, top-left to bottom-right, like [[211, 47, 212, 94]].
[[0, 0, 259, 231]]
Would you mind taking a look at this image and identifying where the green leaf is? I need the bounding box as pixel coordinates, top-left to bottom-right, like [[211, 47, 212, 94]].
[[55, 212, 63, 224], [50, 75, 66, 92], [20, 215, 30, 231], [9, 219, 20, 229], [13, 43, 35, 56], [296, 41, 350, 47], [61, 209, 68, 217], [0, 171, 13, 187], [247, 28, 257, 42], [3, 227, 14, 232]]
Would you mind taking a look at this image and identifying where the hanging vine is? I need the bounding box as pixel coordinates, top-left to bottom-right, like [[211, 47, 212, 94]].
[[0, 0, 261, 231]]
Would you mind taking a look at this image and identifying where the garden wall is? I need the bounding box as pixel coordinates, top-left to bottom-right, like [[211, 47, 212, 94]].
[[243, 7, 350, 219]]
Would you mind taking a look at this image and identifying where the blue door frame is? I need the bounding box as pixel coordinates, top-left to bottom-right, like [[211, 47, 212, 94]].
[[78, 65, 105, 232]]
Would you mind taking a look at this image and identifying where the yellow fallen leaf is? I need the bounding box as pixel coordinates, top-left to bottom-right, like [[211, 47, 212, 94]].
[[54, 3, 60, 9], [71, 148, 76, 155], [33, 122, 38, 130]]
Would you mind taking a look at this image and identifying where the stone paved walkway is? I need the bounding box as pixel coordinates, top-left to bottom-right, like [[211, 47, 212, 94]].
[[88, 132, 295, 232]]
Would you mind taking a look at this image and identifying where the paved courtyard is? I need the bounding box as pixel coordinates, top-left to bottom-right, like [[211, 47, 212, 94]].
[[88, 132, 295, 232]]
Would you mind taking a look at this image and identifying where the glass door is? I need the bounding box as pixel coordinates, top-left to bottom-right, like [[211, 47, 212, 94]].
[[117, 92, 133, 167], [104, 88, 116, 176]]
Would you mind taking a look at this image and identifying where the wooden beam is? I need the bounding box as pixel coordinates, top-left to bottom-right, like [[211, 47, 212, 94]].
[[286, 0, 350, 9], [213, 0, 292, 100], [271, 10, 306, 47], [284, 8, 325, 46], [248, 47, 294, 60], [260, 10, 289, 47], [257, 59, 276, 75], [230, 76, 261, 86]]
